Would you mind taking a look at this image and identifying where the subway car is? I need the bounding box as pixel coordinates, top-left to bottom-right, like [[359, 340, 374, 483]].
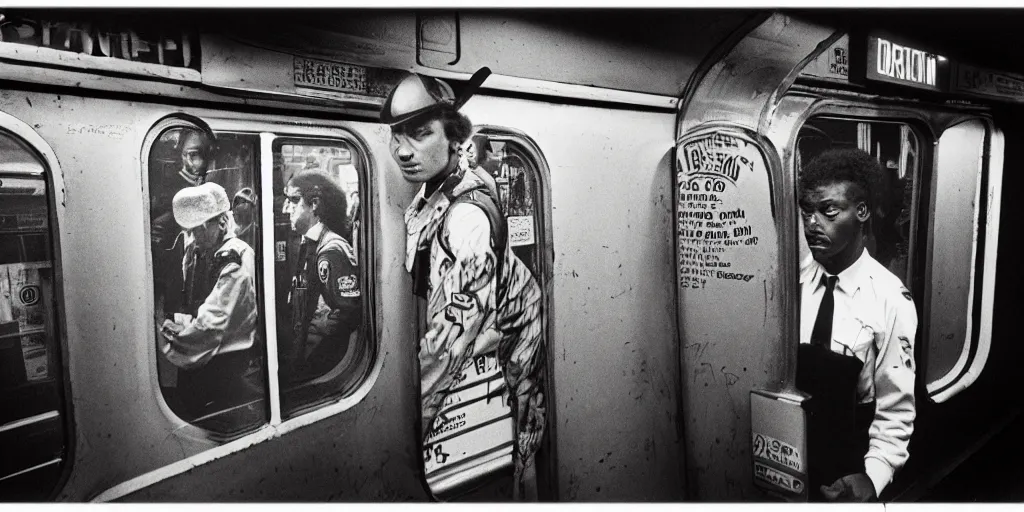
[[0, 8, 1021, 502]]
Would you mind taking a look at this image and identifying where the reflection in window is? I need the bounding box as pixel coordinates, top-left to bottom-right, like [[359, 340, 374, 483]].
[[148, 125, 267, 437], [0, 132, 66, 499], [273, 139, 371, 420]]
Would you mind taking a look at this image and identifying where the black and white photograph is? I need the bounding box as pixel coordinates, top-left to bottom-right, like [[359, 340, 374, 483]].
[[0, 2, 1022, 503]]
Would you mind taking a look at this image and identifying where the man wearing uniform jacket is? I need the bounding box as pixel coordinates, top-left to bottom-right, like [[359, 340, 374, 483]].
[[281, 170, 361, 383], [797, 148, 917, 502], [382, 70, 546, 499], [159, 182, 261, 417]]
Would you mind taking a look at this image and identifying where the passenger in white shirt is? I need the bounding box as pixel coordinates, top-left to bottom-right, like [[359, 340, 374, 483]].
[[798, 148, 917, 502]]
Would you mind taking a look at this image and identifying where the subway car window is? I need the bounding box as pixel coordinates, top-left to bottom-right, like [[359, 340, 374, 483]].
[[925, 119, 988, 397], [797, 117, 922, 286], [421, 130, 548, 499], [272, 138, 370, 420], [0, 131, 66, 499], [147, 124, 267, 438]]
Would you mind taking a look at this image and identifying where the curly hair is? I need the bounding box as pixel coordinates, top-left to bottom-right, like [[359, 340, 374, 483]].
[[799, 148, 884, 210], [288, 170, 350, 239]]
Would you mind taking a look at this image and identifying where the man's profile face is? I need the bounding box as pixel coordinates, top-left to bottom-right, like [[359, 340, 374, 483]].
[[799, 181, 867, 264], [389, 118, 454, 184], [282, 185, 315, 234]]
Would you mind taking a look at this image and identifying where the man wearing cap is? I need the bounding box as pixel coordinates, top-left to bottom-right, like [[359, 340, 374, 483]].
[[797, 148, 917, 502], [382, 69, 546, 498], [159, 182, 261, 417], [233, 187, 258, 250], [151, 127, 219, 317], [280, 170, 361, 383]]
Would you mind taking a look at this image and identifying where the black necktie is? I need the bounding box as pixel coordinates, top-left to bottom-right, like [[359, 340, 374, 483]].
[[811, 274, 838, 348], [296, 238, 313, 280]]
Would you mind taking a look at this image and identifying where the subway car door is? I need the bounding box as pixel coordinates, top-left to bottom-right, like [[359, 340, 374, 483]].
[[674, 15, 1005, 501], [416, 125, 554, 502], [763, 34, 1005, 500]]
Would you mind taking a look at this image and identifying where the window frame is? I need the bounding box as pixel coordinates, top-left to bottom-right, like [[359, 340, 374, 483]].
[[780, 97, 1000, 405], [267, 134, 378, 422], [0, 110, 74, 500], [795, 114, 928, 289], [923, 118, 1002, 403], [140, 115, 382, 439]]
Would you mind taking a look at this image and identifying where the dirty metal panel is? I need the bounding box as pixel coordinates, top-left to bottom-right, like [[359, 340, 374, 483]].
[[675, 126, 782, 500]]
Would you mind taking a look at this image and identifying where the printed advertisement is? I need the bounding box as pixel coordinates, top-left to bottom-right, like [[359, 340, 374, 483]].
[[0, 262, 49, 334], [0, 262, 51, 384]]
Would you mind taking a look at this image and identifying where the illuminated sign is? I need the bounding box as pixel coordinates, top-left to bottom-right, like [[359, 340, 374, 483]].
[[0, 13, 198, 70], [866, 36, 945, 91]]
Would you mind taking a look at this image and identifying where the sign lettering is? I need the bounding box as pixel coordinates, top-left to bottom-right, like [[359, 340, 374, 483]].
[[866, 36, 944, 91], [293, 56, 368, 94], [0, 14, 198, 70], [676, 132, 763, 291], [953, 63, 1024, 102], [754, 461, 804, 495], [507, 216, 535, 247], [829, 46, 849, 77], [752, 432, 803, 472]]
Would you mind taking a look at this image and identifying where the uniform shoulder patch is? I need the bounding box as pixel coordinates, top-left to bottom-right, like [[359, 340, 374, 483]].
[[318, 259, 330, 283], [336, 275, 358, 297], [212, 247, 243, 273]]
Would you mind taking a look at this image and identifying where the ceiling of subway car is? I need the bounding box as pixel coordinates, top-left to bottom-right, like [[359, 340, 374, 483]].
[[204, 9, 760, 97], [206, 8, 1024, 97], [8, 8, 1024, 97]]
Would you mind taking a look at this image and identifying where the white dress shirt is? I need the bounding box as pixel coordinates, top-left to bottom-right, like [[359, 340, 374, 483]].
[[800, 248, 918, 496]]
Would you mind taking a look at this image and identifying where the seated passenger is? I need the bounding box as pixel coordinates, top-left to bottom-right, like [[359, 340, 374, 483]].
[[797, 148, 917, 502], [280, 170, 361, 383], [159, 182, 261, 417]]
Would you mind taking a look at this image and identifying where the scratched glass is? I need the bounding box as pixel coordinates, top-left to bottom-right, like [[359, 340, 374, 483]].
[[272, 139, 370, 420], [147, 126, 267, 438], [0, 131, 66, 500]]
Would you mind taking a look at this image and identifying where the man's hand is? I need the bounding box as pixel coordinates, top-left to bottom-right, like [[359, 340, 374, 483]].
[[821, 473, 877, 502], [160, 319, 184, 340]]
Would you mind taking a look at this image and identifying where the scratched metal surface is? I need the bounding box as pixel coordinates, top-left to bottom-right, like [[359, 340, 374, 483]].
[[0, 91, 422, 500], [674, 14, 834, 501], [0, 87, 683, 500]]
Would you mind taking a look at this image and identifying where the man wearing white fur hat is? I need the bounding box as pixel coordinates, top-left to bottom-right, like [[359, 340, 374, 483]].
[[159, 182, 260, 415]]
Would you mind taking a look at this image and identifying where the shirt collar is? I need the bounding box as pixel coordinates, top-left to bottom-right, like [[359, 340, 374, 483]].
[[403, 169, 469, 234], [303, 221, 325, 242], [835, 248, 871, 294], [802, 247, 872, 295]]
